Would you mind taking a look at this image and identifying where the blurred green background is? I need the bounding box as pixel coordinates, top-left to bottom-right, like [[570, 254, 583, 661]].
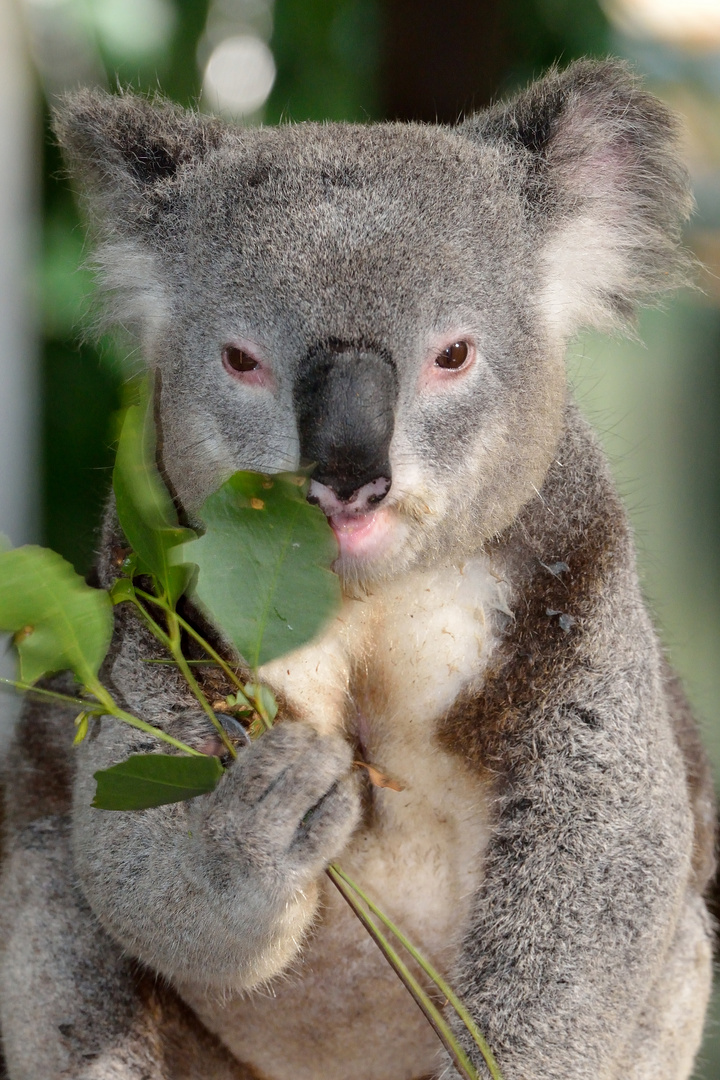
[[1, 0, 719, 1075]]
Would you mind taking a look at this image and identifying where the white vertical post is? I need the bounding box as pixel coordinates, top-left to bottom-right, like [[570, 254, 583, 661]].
[[0, 0, 39, 736]]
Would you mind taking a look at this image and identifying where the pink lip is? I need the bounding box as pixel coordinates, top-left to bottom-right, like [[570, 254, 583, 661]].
[[328, 506, 394, 559]]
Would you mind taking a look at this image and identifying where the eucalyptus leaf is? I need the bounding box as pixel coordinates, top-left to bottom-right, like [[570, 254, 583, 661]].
[[73, 711, 90, 745], [93, 753, 223, 810], [246, 682, 279, 722], [109, 577, 136, 605], [181, 473, 340, 669], [113, 377, 195, 605], [0, 545, 113, 685]]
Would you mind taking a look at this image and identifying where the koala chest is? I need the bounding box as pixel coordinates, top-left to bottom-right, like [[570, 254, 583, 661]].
[[184, 560, 506, 1080]]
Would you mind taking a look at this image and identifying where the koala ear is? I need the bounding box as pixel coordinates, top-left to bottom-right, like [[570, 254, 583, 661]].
[[460, 60, 695, 338], [53, 91, 229, 349], [53, 88, 227, 229]]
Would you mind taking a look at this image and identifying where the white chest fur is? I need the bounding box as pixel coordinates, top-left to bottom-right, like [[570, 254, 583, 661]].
[[181, 557, 508, 1080]]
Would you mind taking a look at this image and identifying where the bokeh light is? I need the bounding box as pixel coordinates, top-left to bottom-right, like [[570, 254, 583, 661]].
[[603, 0, 720, 48], [202, 33, 276, 118]]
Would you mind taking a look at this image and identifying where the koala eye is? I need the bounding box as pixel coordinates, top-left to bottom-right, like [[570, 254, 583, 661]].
[[435, 341, 469, 370], [223, 345, 260, 374]]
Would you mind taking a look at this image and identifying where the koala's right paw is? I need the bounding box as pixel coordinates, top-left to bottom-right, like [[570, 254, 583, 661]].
[[189, 722, 360, 891]]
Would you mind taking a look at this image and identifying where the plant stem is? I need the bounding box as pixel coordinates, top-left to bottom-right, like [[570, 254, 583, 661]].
[[83, 678, 203, 757], [119, 587, 237, 759], [166, 609, 237, 759], [138, 588, 275, 742], [134, 587, 253, 709], [0, 676, 92, 710], [175, 614, 251, 702], [1, 668, 204, 758], [123, 592, 174, 652], [330, 865, 503, 1080], [141, 658, 219, 666], [326, 865, 479, 1080]]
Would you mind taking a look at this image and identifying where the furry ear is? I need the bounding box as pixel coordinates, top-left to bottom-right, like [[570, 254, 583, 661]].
[[53, 89, 227, 230], [52, 91, 228, 350], [461, 59, 695, 338]]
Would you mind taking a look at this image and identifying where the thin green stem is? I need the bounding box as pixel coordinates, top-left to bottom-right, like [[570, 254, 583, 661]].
[[165, 610, 237, 759], [326, 865, 479, 1080], [175, 615, 250, 700], [0, 677, 92, 710], [254, 711, 272, 734], [331, 865, 503, 1080], [124, 592, 174, 651], [141, 658, 219, 666], [119, 587, 237, 760], [84, 678, 203, 757], [134, 588, 253, 709], [1, 666, 203, 758]]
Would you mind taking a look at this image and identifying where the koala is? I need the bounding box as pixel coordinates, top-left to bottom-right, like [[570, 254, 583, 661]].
[[0, 59, 715, 1080]]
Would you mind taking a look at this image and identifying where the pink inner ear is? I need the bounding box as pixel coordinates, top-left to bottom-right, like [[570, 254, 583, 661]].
[[551, 98, 639, 203]]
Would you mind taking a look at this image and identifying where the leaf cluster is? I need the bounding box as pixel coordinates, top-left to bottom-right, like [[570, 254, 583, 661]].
[[0, 375, 340, 810]]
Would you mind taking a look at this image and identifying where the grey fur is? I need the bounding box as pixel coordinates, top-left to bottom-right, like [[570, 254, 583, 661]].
[[0, 60, 714, 1079]]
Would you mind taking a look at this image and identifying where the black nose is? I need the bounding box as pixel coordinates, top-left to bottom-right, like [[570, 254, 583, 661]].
[[294, 340, 398, 502]]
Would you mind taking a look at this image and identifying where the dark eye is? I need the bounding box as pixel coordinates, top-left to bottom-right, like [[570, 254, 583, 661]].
[[435, 341, 469, 370], [223, 345, 259, 373]]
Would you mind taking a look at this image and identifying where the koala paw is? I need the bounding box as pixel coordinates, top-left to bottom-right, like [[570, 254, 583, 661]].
[[189, 722, 360, 889]]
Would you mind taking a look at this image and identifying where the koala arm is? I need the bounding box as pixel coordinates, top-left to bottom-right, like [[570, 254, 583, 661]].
[[0, 816, 258, 1080], [70, 604, 360, 995], [449, 675, 694, 1079], [442, 430, 705, 1080]]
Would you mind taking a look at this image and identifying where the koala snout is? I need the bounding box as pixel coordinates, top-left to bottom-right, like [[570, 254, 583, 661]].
[[294, 341, 398, 501], [308, 476, 391, 516]]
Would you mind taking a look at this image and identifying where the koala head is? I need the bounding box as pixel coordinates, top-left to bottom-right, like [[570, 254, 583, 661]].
[[56, 60, 692, 586]]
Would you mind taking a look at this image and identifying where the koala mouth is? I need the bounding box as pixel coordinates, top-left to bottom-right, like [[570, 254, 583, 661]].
[[328, 506, 395, 559], [308, 478, 395, 561]]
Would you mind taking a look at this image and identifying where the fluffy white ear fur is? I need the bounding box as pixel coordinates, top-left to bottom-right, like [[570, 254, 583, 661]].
[[53, 91, 223, 355], [538, 209, 644, 341], [462, 60, 694, 341], [92, 240, 170, 355]]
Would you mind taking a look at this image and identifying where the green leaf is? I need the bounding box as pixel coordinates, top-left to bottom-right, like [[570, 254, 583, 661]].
[[0, 545, 113, 685], [109, 577, 136, 605], [181, 473, 341, 669], [93, 753, 223, 810], [113, 377, 195, 605], [246, 682, 278, 722], [73, 711, 90, 745]]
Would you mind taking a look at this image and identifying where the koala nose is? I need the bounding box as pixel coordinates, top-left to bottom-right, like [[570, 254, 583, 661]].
[[308, 476, 391, 516], [294, 341, 398, 503]]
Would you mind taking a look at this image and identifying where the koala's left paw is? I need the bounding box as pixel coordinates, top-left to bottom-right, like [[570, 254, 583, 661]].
[[188, 721, 361, 891]]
